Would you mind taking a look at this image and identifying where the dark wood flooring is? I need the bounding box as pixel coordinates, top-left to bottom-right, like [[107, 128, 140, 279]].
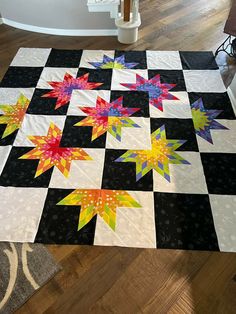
[[0, 0, 236, 313]]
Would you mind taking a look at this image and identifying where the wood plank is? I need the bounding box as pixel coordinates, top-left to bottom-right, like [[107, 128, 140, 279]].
[[124, 0, 131, 22]]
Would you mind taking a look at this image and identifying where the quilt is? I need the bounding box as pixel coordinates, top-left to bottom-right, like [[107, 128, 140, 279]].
[[0, 48, 235, 251]]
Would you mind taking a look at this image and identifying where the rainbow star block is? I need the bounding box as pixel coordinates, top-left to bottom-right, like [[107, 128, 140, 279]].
[[0, 94, 30, 138], [42, 72, 103, 109], [116, 125, 190, 182], [89, 54, 138, 69], [75, 96, 140, 141], [19, 123, 92, 177], [191, 98, 228, 144], [121, 74, 179, 111], [57, 189, 141, 231]]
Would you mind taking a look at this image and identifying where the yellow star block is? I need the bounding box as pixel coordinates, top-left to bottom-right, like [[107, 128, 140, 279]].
[[0, 94, 30, 138]]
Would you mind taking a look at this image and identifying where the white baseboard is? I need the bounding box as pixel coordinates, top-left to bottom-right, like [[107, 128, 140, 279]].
[[227, 87, 236, 115], [1, 18, 118, 36]]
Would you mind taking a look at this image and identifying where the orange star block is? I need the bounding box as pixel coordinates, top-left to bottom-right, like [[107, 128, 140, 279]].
[[41, 72, 103, 109], [0, 94, 30, 138], [58, 189, 141, 231], [19, 123, 92, 177]]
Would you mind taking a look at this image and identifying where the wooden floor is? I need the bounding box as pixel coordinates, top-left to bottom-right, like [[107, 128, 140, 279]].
[[1, 0, 236, 313]]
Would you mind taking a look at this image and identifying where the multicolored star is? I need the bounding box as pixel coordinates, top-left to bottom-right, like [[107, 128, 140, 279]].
[[42, 72, 103, 109], [74, 96, 140, 141], [116, 125, 190, 182], [191, 98, 228, 144], [19, 123, 92, 177], [121, 74, 178, 111], [89, 54, 138, 69], [57, 189, 141, 231], [0, 94, 30, 138]]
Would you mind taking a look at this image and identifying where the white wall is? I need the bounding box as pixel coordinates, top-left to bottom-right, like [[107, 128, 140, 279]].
[[0, 0, 115, 30]]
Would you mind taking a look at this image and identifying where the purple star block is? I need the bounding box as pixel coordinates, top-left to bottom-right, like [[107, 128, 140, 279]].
[[89, 55, 138, 69], [191, 98, 228, 144]]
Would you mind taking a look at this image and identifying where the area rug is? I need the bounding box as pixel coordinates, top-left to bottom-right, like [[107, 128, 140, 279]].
[[0, 242, 60, 314], [0, 48, 235, 252]]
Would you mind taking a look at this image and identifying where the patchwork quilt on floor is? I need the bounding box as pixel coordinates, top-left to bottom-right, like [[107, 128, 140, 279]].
[[0, 48, 235, 251]]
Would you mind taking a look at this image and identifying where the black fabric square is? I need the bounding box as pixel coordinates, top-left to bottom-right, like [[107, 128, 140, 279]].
[[150, 118, 199, 151], [201, 153, 236, 195], [0, 126, 17, 146], [27, 89, 68, 115], [102, 149, 153, 191], [114, 50, 147, 69], [45, 49, 82, 68], [0, 147, 52, 187], [77, 68, 112, 90], [180, 51, 218, 70], [35, 188, 96, 244], [0, 67, 43, 87], [188, 92, 236, 119], [60, 116, 106, 148], [148, 70, 186, 91], [110, 91, 149, 117], [154, 192, 219, 251]]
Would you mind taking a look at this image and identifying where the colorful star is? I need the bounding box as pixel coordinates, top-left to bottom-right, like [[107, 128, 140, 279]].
[[57, 189, 141, 231], [121, 74, 178, 111], [116, 125, 190, 182], [19, 123, 92, 177], [0, 94, 30, 138], [74, 96, 140, 141], [191, 98, 228, 144], [42, 72, 103, 109], [89, 54, 138, 69]]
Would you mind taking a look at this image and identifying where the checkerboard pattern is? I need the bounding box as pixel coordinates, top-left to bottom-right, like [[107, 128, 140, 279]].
[[0, 48, 235, 251]]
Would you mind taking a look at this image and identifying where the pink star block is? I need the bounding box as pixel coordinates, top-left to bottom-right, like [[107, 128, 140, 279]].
[[121, 74, 179, 111], [42, 72, 103, 109]]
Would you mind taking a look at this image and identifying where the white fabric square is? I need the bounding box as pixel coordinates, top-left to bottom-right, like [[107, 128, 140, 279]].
[[197, 120, 236, 153], [146, 51, 182, 70], [0, 88, 35, 104], [13, 114, 66, 147], [10, 48, 51, 67], [0, 187, 48, 242], [79, 50, 115, 68], [94, 191, 156, 248], [49, 148, 105, 189], [153, 152, 208, 194], [37, 67, 78, 89], [183, 70, 226, 92], [149, 91, 192, 118], [210, 194, 236, 252], [0, 146, 11, 175], [227, 88, 236, 115], [68, 90, 111, 116], [105, 117, 151, 150], [111, 69, 148, 90]]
